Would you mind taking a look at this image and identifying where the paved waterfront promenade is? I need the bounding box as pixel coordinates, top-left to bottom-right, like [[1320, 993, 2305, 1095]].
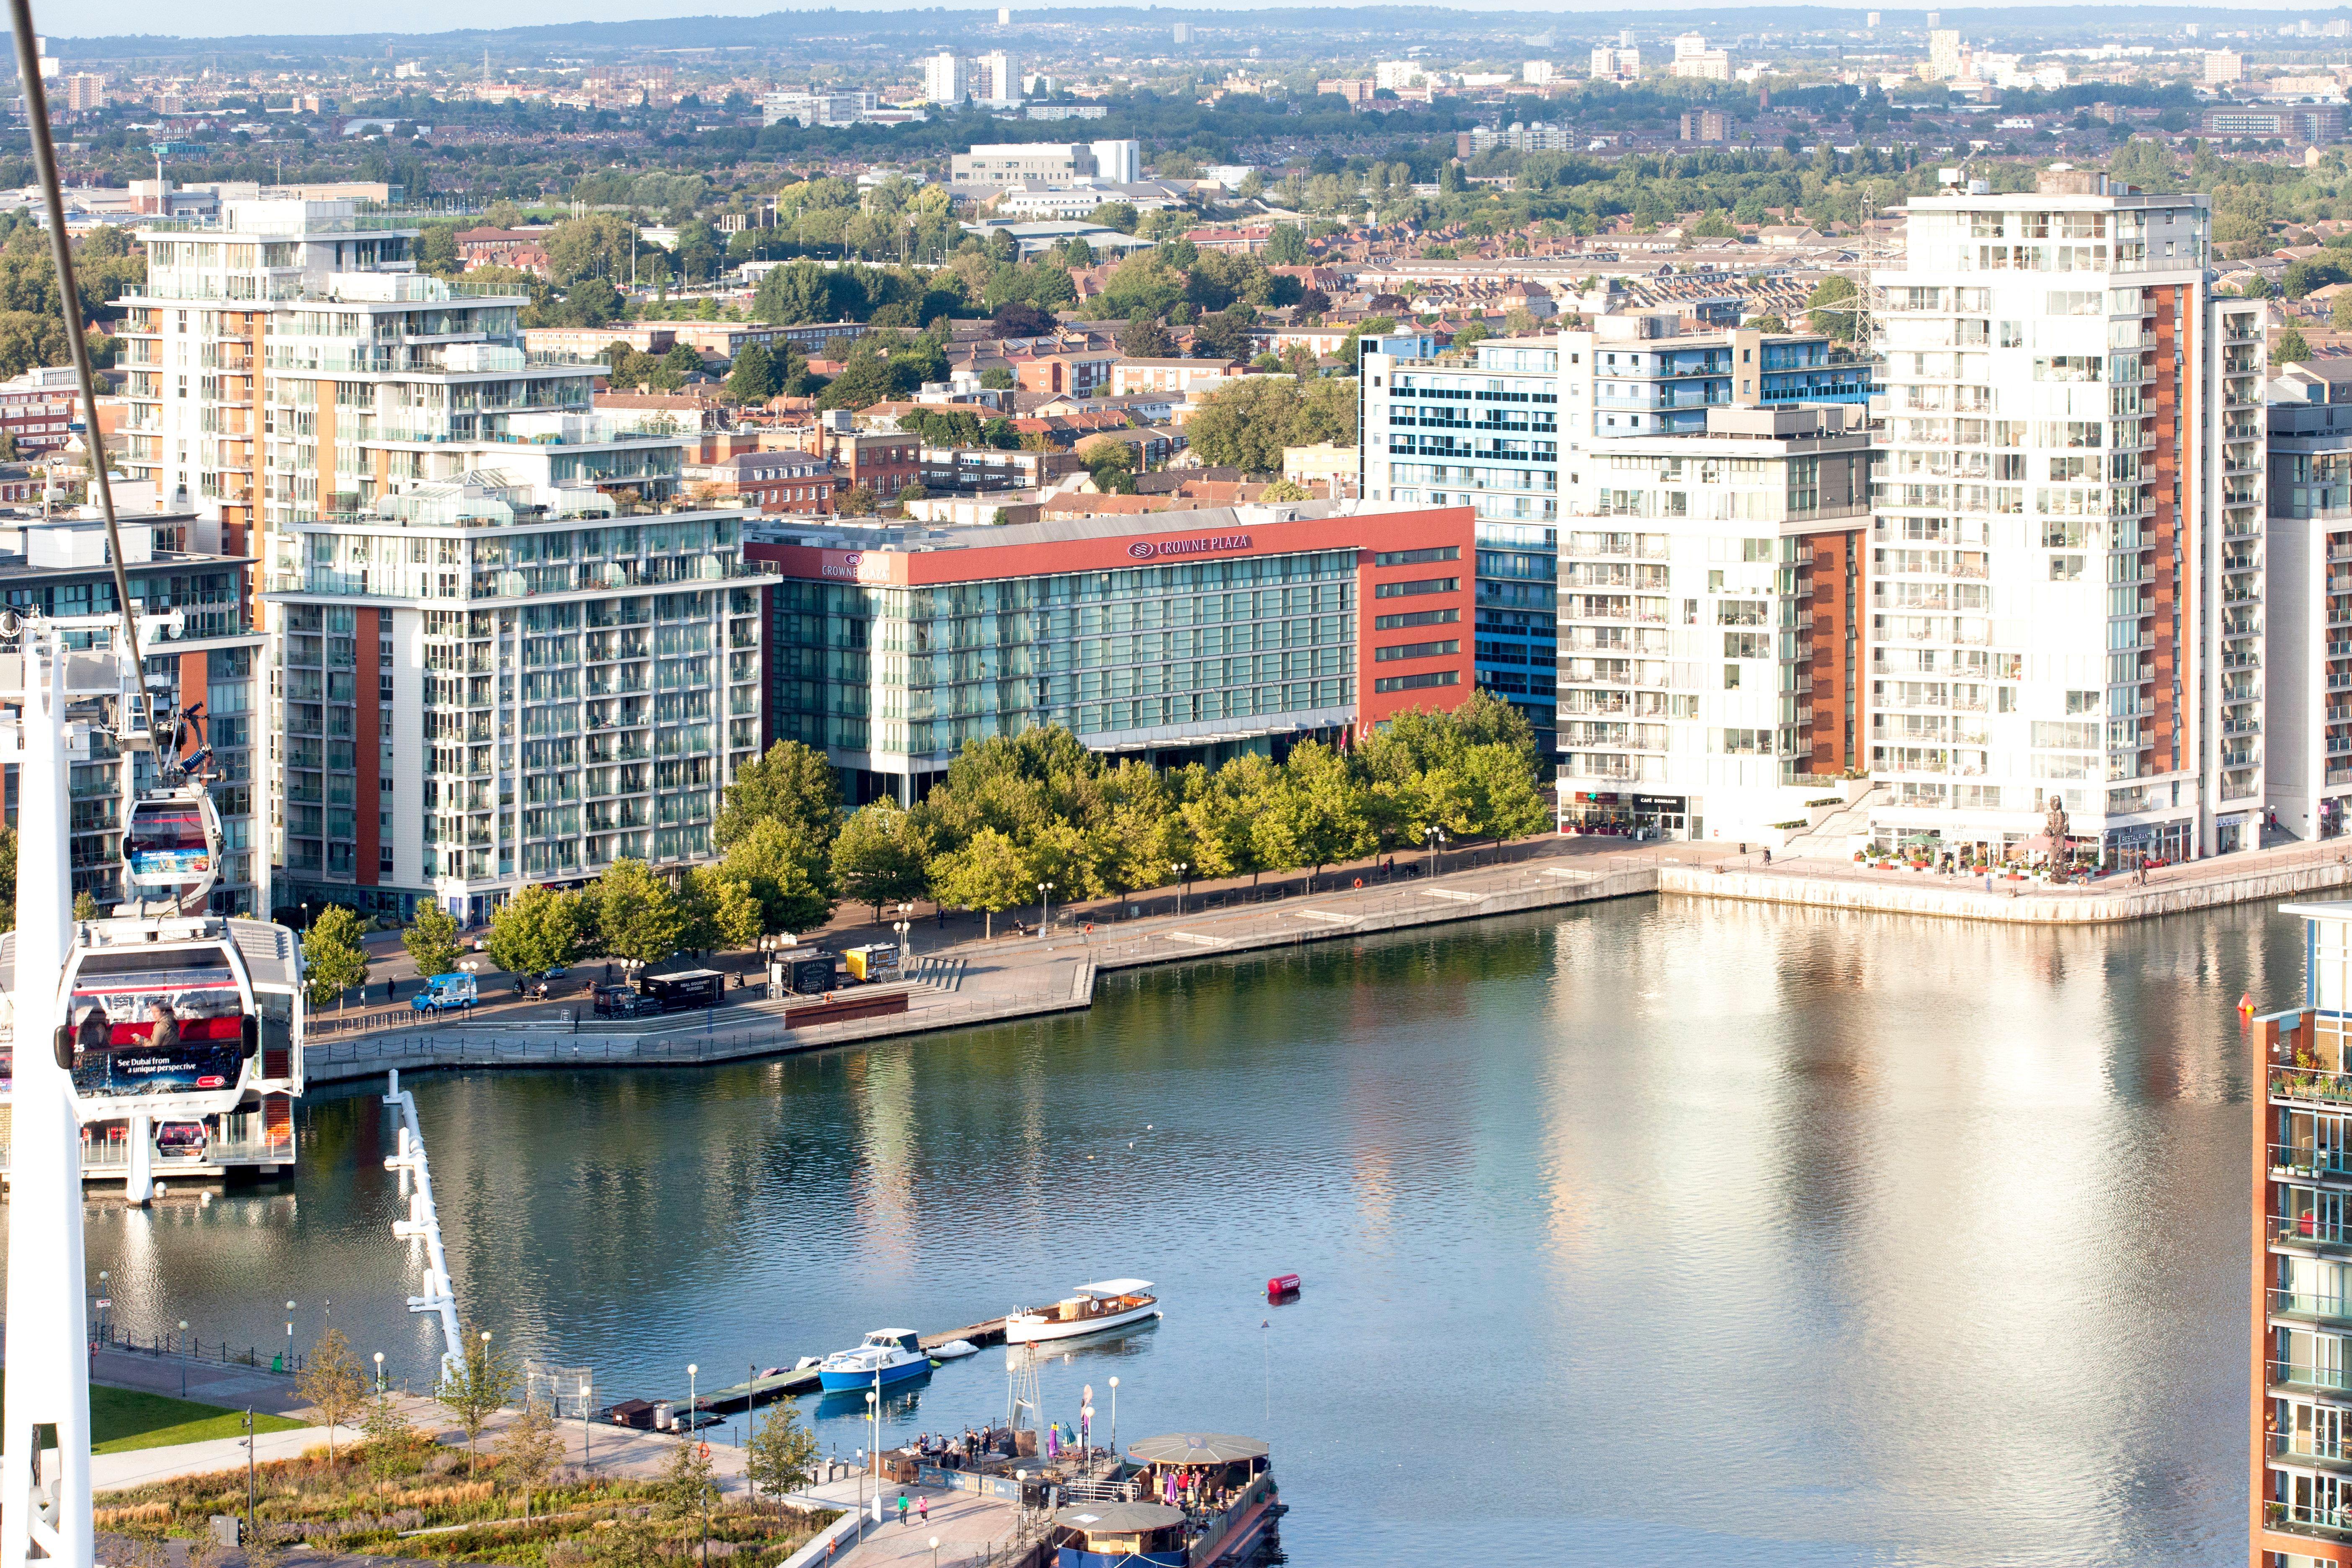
[[286, 830, 2352, 1088]]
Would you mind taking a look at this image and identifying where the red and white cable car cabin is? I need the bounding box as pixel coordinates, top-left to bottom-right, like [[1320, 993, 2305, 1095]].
[[0, 915, 304, 1189], [749, 500, 1479, 805]]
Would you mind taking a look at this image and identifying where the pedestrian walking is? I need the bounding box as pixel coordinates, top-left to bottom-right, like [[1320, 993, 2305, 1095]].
[[896, 1493, 909, 1527], [917, 1497, 928, 1527]]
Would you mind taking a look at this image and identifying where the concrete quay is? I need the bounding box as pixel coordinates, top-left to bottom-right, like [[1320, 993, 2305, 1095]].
[[291, 835, 2352, 1090], [1671, 838, 2352, 924]]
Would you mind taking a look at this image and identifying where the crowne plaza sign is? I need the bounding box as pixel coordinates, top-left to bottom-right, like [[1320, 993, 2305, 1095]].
[[1126, 534, 1253, 561]]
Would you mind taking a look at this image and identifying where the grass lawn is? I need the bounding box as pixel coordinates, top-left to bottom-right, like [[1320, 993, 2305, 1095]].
[[0, 1376, 307, 1454]]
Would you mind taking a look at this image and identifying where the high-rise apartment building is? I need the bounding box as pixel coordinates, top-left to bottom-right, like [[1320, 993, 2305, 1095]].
[[266, 483, 775, 923], [922, 52, 970, 104], [58, 72, 105, 113], [2252, 905, 2352, 1564], [973, 49, 1021, 105], [1926, 29, 1964, 81], [1552, 406, 1871, 836], [1865, 167, 2262, 864], [1358, 318, 1872, 761], [2266, 363, 2352, 844], [119, 197, 763, 921]]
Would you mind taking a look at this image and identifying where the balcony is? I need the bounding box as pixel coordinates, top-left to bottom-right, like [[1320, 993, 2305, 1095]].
[[2274, 1432, 2352, 1473], [2269, 1357, 2352, 1398], [2271, 1288, 2352, 1326], [2267, 1498, 2352, 1542]]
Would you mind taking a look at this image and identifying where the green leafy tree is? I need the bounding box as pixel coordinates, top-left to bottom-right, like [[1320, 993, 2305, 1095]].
[[401, 905, 464, 981], [2280, 324, 2314, 365], [655, 1436, 718, 1542], [1262, 223, 1310, 265], [1079, 435, 1139, 493], [438, 1325, 519, 1477], [831, 801, 932, 920], [717, 740, 843, 852], [483, 885, 590, 980], [302, 905, 370, 1010], [1180, 753, 1277, 884], [72, 890, 100, 921], [500, 1400, 566, 1523], [1119, 310, 1173, 358], [294, 1327, 367, 1467], [361, 1392, 423, 1490], [2331, 294, 2352, 333], [681, 868, 763, 955], [720, 818, 837, 934], [591, 859, 686, 970], [725, 343, 780, 403], [1806, 274, 1860, 342], [745, 1398, 820, 1501], [0, 826, 17, 934], [1253, 740, 1375, 888], [930, 826, 1030, 939]]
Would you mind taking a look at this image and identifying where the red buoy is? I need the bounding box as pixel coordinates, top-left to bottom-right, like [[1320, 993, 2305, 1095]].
[[1266, 1273, 1301, 1298]]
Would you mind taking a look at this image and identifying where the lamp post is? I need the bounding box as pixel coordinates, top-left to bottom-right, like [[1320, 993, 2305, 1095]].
[[373, 1351, 384, 1396], [1170, 862, 1188, 916], [688, 1363, 698, 1434], [893, 918, 912, 967], [1108, 1376, 1118, 1466], [865, 1386, 880, 1527], [96, 1271, 108, 1346], [1036, 880, 1054, 934], [285, 1300, 297, 1370], [243, 1407, 258, 1543], [180, 1321, 190, 1398], [1424, 826, 1446, 879]]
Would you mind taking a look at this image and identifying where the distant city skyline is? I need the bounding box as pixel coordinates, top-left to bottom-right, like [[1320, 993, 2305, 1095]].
[[37, 0, 2352, 46]]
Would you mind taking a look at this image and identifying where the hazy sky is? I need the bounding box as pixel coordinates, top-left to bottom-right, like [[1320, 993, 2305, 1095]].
[[48, 0, 2329, 44]]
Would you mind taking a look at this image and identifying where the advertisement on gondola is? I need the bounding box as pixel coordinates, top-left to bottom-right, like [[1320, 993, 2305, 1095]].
[[125, 803, 214, 882], [67, 960, 245, 1101]]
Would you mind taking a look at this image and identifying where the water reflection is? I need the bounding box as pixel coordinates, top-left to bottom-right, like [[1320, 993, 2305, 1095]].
[[24, 895, 2273, 1565]]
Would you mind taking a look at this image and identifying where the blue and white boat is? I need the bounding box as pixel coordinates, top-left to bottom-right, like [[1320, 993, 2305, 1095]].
[[815, 1329, 931, 1392]]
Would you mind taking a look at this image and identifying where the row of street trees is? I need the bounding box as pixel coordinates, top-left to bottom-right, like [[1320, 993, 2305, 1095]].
[[305, 695, 1549, 986]]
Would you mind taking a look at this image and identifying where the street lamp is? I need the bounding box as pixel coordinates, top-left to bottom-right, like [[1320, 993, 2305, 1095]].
[[865, 1387, 880, 1525], [893, 918, 912, 965], [285, 1300, 297, 1370], [1037, 880, 1054, 933], [374, 1351, 385, 1395], [688, 1363, 699, 1434], [1170, 861, 1188, 916], [97, 1271, 108, 1345], [1424, 825, 1447, 879], [180, 1320, 191, 1398], [1108, 1376, 1119, 1464]]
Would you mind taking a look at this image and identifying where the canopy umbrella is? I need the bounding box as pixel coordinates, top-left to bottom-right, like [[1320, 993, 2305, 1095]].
[[1127, 1433, 1270, 1467]]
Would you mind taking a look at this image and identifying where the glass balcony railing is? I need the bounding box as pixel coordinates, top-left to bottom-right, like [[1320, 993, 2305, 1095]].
[[2271, 1289, 2352, 1322], [2269, 1358, 2352, 1395], [2273, 1145, 2352, 1181], [2274, 1065, 2352, 1107], [2272, 1431, 2352, 1468]]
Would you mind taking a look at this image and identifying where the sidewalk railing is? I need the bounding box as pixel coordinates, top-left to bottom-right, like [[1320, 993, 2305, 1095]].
[[91, 1321, 302, 1376]]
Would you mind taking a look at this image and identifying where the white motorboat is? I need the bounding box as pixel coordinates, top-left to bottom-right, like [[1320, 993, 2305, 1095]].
[[1004, 1279, 1162, 1343]]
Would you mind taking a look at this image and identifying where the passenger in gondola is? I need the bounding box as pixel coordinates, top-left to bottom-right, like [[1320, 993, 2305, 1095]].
[[144, 1000, 180, 1054], [76, 1002, 111, 1055]]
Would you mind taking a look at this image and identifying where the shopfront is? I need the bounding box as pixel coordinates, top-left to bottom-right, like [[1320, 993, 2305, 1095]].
[[2101, 818, 2196, 868]]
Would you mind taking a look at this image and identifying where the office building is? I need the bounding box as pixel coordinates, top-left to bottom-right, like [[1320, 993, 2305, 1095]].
[[1173, 22, 1191, 43], [2206, 105, 2347, 144], [746, 502, 1475, 805], [1864, 166, 2261, 864], [0, 510, 265, 913], [265, 482, 776, 924], [949, 140, 1139, 190], [1359, 318, 1870, 758], [762, 90, 880, 128], [2266, 363, 2352, 843], [1523, 60, 1555, 85], [1669, 35, 1733, 80], [922, 53, 969, 104], [2251, 909, 2352, 1563]]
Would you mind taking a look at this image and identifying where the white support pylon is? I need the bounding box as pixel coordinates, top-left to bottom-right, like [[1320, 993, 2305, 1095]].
[[1, 628, 94, 1568]]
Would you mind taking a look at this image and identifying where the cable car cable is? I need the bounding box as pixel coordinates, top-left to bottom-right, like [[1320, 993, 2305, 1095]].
[[8, 0, 150, 748]]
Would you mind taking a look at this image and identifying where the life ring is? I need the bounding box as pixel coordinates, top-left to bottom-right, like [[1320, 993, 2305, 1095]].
[[1352, 878, 1363, 889], [697, 1442, 712, 1460]]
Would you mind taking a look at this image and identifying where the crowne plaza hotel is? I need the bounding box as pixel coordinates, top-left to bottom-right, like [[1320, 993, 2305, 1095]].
[[746, 502, 1479, 802]]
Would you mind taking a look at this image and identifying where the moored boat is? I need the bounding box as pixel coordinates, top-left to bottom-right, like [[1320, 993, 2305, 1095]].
[[1004, 1278, 1161, 1342], [815, 1329, 931, 1392]]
